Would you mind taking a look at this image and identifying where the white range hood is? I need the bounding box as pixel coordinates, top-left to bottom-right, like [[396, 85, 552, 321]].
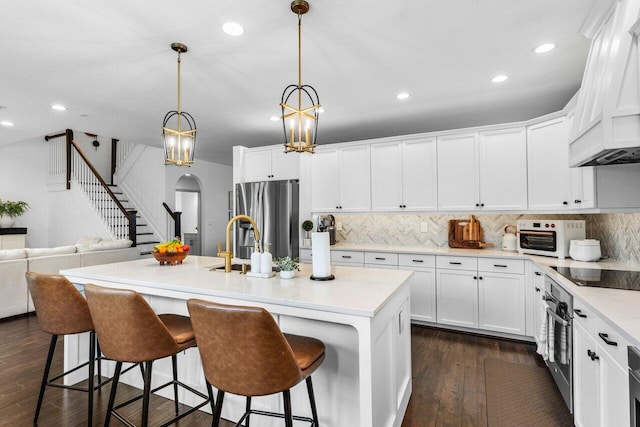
[[569, 0, 640, 166]]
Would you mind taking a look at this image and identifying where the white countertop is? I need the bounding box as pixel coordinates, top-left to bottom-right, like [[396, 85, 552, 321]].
[[306, 242, 640, 348], [61, 256, 412, 318]]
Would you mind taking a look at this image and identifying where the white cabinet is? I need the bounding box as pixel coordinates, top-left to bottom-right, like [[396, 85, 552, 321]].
[[437, 128, 527, 211], [528, 117, 596, 210], [530, 264, 546, 341], [477, 258, 526, 335], [478, 127, 528, 210], [435, 256, 526, 334], [243, 147, 299, 182], [573, 300, 631, 427], [310, 145, 370, 212], [371, 138, 437, 212], [398, 254, 436, 323], [437, 133, 478, 211], [330, 250, 365, 267]]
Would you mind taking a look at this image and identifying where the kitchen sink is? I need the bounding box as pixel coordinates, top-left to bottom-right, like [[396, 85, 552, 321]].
[[212, 263, 247, 272]]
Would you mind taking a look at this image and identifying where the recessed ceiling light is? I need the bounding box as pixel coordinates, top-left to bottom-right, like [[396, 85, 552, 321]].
[[222, 22, 244, 36], [491, 75, 509, 83], [270, 116, 280, 122], [317, 107, 325, 113], [51, 104, 67, 111], [533, 43, 556, 54], [396, 93, 410, 100], [0, 121, 14, 127]]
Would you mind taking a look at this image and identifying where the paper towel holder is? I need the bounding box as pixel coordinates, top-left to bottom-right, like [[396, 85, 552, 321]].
[[310, 274, 335, 281]]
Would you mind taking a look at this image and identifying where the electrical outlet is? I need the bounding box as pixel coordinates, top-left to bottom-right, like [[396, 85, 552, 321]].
[[420, 222, 429, 233], [336, 221, 343, 231]]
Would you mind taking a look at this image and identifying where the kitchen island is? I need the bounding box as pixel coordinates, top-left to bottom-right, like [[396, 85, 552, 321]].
[[61, 256, 413, 427]]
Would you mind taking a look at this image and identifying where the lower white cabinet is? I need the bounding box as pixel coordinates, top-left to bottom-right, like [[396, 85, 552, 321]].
[[478, 272, 525, 335], [531, 264, 546, 344], [573, 303, 630, 427], [398, 254, 436, 323], [331, 250, 365, 267], [436, 269, 479, 328]]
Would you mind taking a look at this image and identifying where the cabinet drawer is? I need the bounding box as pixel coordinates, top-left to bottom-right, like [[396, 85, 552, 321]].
[[572, 298, 597, 336], [477, 258, 524, 275], [331, 250, 365, 264], [398, 253, 435, 268], [299, 248, 312, 262], [436, 255, 477, 271], [595, 317, 630, 370], [364, 252, 398, 267]]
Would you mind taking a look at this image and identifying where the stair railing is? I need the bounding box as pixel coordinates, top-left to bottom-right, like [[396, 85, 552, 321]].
[[163, 202, 182, 239]]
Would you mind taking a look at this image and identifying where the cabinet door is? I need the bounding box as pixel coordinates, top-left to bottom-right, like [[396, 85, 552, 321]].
[[530, 266, 546, 341], [527, 118, 572, 210], [243, 149, 272, 182], [270, 148, 300, 180], [310, 149, 340, 211], [573, 322, 600, 427], [478, 272, 525, 335], [436, 269, 478, 328], [371, 142, 403, 211], [339, 145, 371, 212], [402, 138, 437, 211], [478, 127, 528, 210], [437, 133, 478, 211], [401, 267, 436, 323], [600, 349, 630, 427], [570, 166, 596, 209]]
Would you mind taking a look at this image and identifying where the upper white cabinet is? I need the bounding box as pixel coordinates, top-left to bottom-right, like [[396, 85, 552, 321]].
[[437, 133, 478, 211], [310, 145, 371, 212], [370, 138, 437, 212], [437, 128, 527, 211], [243, 147, 299, 183]]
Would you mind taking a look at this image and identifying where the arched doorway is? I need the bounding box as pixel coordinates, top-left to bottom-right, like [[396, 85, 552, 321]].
[[175, 174, 201, 255]]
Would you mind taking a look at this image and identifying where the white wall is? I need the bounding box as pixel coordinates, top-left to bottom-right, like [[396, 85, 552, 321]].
[[165, 160, 232, 256], [73, 131, 112, 181], [0, 135, 50, 247]]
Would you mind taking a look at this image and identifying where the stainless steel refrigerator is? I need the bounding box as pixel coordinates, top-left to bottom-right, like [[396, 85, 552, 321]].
[[235, 180, 299, 260]]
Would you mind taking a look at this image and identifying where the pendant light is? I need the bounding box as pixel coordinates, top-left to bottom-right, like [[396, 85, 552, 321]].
[[281, 0, 320, 154], [163, 43, 197, 166]]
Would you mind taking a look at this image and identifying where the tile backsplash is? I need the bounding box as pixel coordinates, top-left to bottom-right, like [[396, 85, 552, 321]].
[[331, 213, 640, 267]]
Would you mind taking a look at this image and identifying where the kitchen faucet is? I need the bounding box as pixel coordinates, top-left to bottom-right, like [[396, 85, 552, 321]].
[[218, 215, 261, 273]]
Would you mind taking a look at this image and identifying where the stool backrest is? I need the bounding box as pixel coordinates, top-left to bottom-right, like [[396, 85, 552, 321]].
[[25, 272, 93, 335], [187, 299, 303, 397], [84, 283, 181, 363]]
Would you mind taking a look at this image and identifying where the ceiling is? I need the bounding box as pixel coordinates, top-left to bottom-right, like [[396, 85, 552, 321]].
[[0, 0, 595, 166]]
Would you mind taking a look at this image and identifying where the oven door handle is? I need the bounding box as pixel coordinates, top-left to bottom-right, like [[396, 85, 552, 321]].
[[546, 307, 570, 327], [520, 230, 555, 236]]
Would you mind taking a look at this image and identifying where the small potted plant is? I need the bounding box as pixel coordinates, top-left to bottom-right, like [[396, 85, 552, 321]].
[[273, 256, 300, 279], [302, 220, 314, 247], [0, 199, 29, 228]]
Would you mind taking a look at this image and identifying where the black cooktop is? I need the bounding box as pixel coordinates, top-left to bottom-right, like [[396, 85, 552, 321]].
[[552, 266, 640, 291]]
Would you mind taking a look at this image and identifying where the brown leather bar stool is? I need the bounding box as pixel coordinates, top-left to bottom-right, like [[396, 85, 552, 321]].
[[84, 283, 210, 427], [187, 299, 325, 427], [25, 271, 112, 426]]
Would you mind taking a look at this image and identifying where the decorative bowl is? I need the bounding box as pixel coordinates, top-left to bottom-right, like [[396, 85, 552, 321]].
[[152, 252, 187, 265]]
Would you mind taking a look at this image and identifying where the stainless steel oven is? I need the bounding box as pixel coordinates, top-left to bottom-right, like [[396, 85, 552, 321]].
[[629, 346, 640, 426], [544, 275, 573, 412]]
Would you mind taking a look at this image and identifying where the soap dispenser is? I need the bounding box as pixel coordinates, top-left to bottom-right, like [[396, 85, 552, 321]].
[[251, 242, 262, 273], [261, 242, 272, 274]]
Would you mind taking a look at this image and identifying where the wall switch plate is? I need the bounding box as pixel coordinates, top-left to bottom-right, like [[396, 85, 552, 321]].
[[336, 221, 343, 231], [420, 222, 429, 233]]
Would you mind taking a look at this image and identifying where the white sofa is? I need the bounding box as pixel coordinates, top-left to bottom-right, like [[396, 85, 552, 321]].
[[0, 240, 139, 319]]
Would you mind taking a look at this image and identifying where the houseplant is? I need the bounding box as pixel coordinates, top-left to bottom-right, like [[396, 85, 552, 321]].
[[0, 199, 29, 228], [302, 220, 314, 246], [273, 256, 300, 279]]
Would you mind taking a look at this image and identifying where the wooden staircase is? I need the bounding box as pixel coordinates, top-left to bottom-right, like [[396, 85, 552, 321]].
[[108, 185, 160, 257]]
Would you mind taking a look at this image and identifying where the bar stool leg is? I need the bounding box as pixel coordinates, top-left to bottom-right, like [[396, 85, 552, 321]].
[[205, 381, 216, 416], [306, 376, 319, 426], [172, 354, 179, 415], [245, 396, 252, 427], [105, 361, 122, 427], [283, 389, 293, 427], [96, 337, 102, 382], [142, 361, 154, 427], [212, 390, 225, 427], [87, 331, 96, 427], [34, 334, 58, 424]]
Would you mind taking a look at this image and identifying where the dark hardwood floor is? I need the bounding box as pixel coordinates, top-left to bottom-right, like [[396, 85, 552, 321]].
[[0, 314, 543, 426]]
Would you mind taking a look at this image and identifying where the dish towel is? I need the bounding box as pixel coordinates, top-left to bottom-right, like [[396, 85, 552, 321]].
[[536, 297, 548, 357]]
